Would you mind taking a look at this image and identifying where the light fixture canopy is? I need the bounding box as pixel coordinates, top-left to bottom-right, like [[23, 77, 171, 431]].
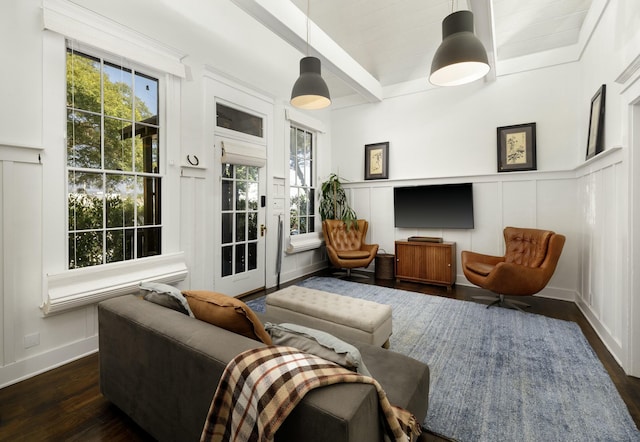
[[291, 56, 331, 110], [430, 10, 490, 87]]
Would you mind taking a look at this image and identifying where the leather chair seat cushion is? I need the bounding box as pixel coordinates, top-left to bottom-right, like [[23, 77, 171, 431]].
[[337, 250, 372, 259], [465, 261, 495, 276]]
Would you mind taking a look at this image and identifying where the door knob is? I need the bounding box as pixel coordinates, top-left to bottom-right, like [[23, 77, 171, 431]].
[[260, 224, 267, 237]]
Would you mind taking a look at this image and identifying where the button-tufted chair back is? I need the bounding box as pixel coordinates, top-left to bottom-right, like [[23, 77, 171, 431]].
[[324, 219, 368, 252], [503, 227, 553, 268]]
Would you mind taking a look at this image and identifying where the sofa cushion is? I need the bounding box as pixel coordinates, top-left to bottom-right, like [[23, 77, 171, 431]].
[[182, 290, 272, 344], [265, 322, 371, 376], [140, 282, 194, 317]]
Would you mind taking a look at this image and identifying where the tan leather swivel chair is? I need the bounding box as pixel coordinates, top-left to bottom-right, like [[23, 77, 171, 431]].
[[461, 227, 565, 310], [322, 219, 379, 277]]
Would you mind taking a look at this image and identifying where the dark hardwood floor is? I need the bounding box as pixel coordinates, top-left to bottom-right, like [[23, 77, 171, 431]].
[[1, 269, 638, 441]]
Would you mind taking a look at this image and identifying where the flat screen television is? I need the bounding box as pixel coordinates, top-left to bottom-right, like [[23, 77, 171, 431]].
[[393, 183, 474, 229]]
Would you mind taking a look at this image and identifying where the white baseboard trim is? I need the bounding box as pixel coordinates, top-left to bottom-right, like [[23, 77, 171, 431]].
[[575, 296, 625, 369], [0, 336, 98, 389], [276, 263, 328, 288], [455, 280, 577, 302]]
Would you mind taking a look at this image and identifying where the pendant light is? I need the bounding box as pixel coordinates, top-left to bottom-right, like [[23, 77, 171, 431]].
[[290, 0, 331, 110], [429, 8, 490, 87]]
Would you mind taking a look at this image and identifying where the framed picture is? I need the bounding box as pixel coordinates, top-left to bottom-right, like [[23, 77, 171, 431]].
[[497, 123, 537, 172], [364, 142, 389, 180], [586, 84, 606, 160]]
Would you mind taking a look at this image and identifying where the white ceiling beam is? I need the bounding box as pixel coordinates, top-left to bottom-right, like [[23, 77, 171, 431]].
[[231, 0, 383, 103], [470, 0, 498, 82]]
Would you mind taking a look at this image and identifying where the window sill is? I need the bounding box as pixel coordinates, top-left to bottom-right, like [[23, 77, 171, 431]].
[[286, 233, 324, 254], [42, 252, 188, 316]]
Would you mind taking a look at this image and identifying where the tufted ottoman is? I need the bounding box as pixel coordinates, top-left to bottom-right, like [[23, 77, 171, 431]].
[[265, 286, 392, 348]]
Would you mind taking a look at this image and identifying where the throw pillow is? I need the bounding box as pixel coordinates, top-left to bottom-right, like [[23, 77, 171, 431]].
[[182, 290, 272, 345], [140, 282, 194, 317], [265, 322, 371, 376]]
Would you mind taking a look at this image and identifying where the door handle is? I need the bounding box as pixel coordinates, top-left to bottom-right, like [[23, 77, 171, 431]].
[[260, 224, 267, 237]]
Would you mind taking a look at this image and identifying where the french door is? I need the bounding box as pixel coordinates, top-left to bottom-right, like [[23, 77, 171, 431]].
[[214, 148, 266, 296]]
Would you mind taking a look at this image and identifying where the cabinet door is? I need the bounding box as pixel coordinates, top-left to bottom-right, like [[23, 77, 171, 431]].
[[422, 245, 452, 284], [395, 243, 416, 279]]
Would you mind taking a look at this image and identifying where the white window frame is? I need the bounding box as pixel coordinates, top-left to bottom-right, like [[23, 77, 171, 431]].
[[40, 2, 187, 315], [285, 109, 326, 254]]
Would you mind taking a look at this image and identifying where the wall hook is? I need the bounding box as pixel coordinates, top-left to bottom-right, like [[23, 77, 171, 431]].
[[187, 154, 199, 166]]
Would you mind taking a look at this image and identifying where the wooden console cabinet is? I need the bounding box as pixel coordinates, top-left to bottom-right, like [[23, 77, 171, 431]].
[[394, 240, 456, 290]]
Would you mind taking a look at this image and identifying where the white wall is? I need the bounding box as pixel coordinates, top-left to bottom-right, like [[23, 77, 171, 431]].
[[330, 62, 581, 182], [0, 0, 329, 388], [331, 0, 640, 375], [1, 0, 639, 389]]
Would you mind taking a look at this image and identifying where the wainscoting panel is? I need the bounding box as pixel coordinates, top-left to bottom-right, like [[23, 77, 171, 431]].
[[575, 148, 627, 365], [502, 180, 537, 228], [344, 172, 579, 298]]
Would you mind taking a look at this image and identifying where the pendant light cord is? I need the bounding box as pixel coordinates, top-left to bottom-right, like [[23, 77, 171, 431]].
[[306, 0, 310, 56]]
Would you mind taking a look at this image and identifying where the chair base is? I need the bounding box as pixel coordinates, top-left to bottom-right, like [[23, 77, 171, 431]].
[[473, 294, 530, 312], [332, 268, 369, 279]]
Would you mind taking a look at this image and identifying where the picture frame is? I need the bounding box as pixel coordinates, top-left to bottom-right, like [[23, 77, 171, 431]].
[[586, 84, 606, 161], [364, 142, 389, 180], [497, 122, 537, 172]]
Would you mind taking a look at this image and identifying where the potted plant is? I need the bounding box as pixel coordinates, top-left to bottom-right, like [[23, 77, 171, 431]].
[[319, 173, 358, 230]]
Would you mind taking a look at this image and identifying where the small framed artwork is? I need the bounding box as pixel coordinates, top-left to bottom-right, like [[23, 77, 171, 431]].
[[497, 122, 537, 172], [364, 142, 389, 180], [586, 84, 606, 160]]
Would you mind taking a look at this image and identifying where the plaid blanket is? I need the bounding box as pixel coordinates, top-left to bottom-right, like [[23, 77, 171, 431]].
[[200, 345, 421, 442]]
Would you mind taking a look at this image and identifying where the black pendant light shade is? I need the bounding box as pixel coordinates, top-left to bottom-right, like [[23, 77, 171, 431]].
[[291, 56, 331, 110], [430, 10, 490, 86]]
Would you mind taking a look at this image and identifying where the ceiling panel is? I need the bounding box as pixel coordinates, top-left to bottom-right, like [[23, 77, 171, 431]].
[[289, 0, 593, 98]]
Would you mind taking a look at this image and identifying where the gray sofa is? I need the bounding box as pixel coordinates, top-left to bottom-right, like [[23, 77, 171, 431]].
[[98, 294, 430, 442]]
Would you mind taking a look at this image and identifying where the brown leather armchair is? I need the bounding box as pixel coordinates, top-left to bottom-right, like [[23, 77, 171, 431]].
[[322, 219, 379, 277], [461, 227, 565, 310]]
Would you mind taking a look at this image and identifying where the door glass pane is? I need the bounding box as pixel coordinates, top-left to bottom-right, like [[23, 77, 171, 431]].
[[247, 182, 258, 210], [222, 180, 232, 211], [248, 242, 257, 271], [236, 181, 246, 210], [248, 213, 257, 240], [235, 244, 246, 273], [222, 213, 233, 244], [222, 246, 232, 277], [236, 213, 246, 242]]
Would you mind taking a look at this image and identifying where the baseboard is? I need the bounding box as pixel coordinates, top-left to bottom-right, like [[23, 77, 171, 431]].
[[0, 336, 98, 389], [455, 280, 577, 302], [575, 296, 625, 369], [533, 286, 577, 302], [276, 262, 329, 288]]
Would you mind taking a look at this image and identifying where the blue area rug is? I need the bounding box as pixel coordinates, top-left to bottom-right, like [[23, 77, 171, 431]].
[[247, 277, 640, 442]]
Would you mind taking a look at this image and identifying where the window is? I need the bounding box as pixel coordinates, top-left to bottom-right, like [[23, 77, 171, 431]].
[[66, 48, 161, 269], [289, 126, 315, 235], [216, 103, 263, 138]]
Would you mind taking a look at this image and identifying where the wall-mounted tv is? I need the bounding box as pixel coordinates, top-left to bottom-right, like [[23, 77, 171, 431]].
[[393, 183, 474, 229]]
